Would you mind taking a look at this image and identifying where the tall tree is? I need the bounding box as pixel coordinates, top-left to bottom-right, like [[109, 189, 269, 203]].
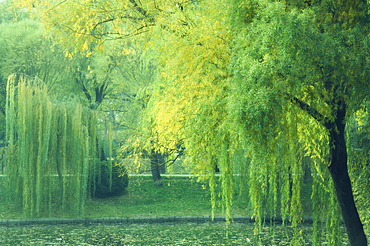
[[229, 0, 369, 244]]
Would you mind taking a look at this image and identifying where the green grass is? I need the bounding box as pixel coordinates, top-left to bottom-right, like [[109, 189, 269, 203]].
[[0, 176, 248, 219], [85, 176, 217, 218], [85, 176, 250, 218]]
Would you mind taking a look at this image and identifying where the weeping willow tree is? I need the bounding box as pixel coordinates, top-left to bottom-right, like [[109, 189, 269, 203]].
[[228, 1, 369, 245], [5, 74, 98, 218]]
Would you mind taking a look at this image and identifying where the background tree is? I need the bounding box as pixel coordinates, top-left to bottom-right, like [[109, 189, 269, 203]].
[[0, 19, 73, 90], [11, 0, 198, 186], [0, 3, 133, 206], [0, 16, 72, 140]]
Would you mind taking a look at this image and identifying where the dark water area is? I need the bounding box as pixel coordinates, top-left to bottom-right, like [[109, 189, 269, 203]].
[[0, 222, 349, 245]]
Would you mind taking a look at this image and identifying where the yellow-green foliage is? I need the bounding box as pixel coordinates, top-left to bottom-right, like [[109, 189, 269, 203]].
[[5, 74, 98, 218], [142, 0, 233, 220]]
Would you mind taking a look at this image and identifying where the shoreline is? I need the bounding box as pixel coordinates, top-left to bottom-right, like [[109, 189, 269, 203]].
[[0, 215, 315, 227]]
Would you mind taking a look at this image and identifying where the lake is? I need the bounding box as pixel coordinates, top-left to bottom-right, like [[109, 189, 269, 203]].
[[0, 221, 349, 245]]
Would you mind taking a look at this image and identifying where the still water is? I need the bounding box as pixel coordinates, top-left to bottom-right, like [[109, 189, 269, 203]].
[[0, 222, 349, 245]]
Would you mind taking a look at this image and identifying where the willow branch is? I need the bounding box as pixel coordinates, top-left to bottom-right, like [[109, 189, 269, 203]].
[[129, 0, 148, 16], [46, 0, 69, 13], [286, 93, 332, 129]]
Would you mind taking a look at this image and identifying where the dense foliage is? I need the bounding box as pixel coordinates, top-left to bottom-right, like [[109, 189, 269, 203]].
[[6, 74, 98, 217]]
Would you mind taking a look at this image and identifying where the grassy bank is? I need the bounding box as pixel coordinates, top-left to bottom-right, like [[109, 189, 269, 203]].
[[0, 176, 249, 219], [85, 176, 237, 218], [0, 176, 353, 245]]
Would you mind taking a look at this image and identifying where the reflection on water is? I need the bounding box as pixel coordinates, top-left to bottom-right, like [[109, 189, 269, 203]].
[[0, 222, 349, 245]]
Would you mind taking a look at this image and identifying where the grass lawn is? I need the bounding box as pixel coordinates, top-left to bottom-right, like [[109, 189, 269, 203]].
[[85, 176, 250, 218], [0, 176, 249, 219]]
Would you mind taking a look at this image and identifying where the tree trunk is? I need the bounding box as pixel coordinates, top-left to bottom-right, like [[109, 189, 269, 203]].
[[150, 151, 163, 186], [327, 102, 367, 246]]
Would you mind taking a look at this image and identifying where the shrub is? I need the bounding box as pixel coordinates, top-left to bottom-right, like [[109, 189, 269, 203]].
[[92, 161, 129, 198]]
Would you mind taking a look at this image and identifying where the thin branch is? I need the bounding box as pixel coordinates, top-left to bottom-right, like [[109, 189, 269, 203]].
[[61, 22, 151, 40], [46, 0, 69, 13], [133, 151, 183, 174], [75, 77, 92, 103], [90, 15, 148, 36], [129, 0, 148, 16], [286, 93, 332, 129]]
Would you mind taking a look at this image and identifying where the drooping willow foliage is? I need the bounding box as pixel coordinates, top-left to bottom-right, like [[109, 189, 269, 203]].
[[348, 107, 370, 237], [140, 1, 346, 243], [226, 99, 343, 244], [5, 74, 98, 218]]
